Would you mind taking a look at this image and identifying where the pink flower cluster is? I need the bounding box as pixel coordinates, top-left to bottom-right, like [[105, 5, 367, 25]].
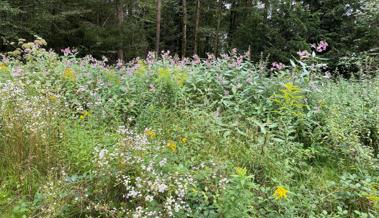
[[297, 50, 311, 59], [271, 62, 285, 71], [311, 41, 328, 53], [61, 47, 77, 56]]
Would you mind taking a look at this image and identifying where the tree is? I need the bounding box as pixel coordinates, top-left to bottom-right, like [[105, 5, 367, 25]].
[[115, 0, 124, 62], [0, 0, 23, 50], [181, 0, 187, 57], [193, 0, 201, 55], [155, 0, 161, 54]]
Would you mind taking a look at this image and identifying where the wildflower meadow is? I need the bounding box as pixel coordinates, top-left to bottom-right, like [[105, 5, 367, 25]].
[[0, 39, 378, 218]]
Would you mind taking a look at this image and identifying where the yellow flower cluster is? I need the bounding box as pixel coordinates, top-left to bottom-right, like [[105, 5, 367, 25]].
[[166, 140, 177, 152], [63, 68, 76, 82], [0, 63, 9, 73], [80, 111, 91, 120], [367, 195, 379, 202], [181, 137, 187, 144], [273, 186, 288, 200], [135, 60, 147, 76], [145, 129, 157, 139], [48, 95, 58, 103], [235, 167, 247, 177]]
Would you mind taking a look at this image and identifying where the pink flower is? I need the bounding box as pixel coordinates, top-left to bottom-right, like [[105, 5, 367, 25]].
[[316, 41, 328, 52], [192, 54, 201, 64], [146, 51, 156, 65], [116, 59, 123, 68], [271, 62, 285, 71], [61, 47, 77, 56], [180, 57, 190, 66], [207, 53, 216, 61], [220, 53, 230, 60], [161, 50, 171, 60], [12, 67, 23, 77], [236, 56, 243, 66], [205, 53, 216, 67], [0, 54, 9, 63], [297, 50, 311, 59]]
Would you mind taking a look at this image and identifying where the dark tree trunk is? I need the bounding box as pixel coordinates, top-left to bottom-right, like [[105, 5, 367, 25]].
[[214, 2, 221, 56], [116, 0, 124, 62], [194, 0, 201, 55], [155, 0, 161, 55], [181, 0, 187, 58], [228, 1, 237, 47]]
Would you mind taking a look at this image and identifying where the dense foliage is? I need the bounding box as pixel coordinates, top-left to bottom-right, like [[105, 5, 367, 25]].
[[1, 0, 378, 71], [0, 39, 378, 217]]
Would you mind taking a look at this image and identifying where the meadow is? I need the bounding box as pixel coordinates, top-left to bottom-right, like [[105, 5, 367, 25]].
[[0, 39, 378, 217]]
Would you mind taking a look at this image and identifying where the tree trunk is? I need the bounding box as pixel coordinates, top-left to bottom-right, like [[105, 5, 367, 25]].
[[155, 0, 161, 55], [214, 2, 221, 56], [228, 1, 237, 47], [193, 0, 201, 55], [116, 0, 124, 62], [181, 0, 187, 58]]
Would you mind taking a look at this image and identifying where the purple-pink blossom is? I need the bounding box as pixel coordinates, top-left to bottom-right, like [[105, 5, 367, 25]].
[[311, 41, 329, 53], [161, 50, 171, 60], [271, 62, 285, 71], [192, 54, 201, 64], [146, 51, 156, 65], [236, 56, 243, 66], [61, 47, 77, 56], [116, 59, 123, 69], [297, 50, 311, 59], [316, 41, 328, 52]]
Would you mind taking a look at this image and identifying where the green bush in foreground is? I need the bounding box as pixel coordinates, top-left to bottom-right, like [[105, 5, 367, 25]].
[[0, 40, 378, 217]]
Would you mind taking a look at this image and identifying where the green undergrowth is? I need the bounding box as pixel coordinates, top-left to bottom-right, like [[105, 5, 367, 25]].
[[0, 40, 378, 217]]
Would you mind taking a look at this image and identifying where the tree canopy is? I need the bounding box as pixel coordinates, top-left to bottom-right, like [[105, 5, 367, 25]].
[[1, 0, 378, 65]]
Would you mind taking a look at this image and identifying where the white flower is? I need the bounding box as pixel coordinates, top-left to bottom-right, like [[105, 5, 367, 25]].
[[158, 183, 168, 193], [145, 195, 154, 202], [159, 158, 167, 167], [99, 149, 107, 159], [127, 190, 139, 198]]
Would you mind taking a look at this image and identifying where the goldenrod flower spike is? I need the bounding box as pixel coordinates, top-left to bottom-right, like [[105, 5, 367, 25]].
[[63, 68, 76, 82]]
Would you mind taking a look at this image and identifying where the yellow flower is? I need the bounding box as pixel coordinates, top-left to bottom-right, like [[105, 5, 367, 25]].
[[48, 95, 58, 102], [135, 60, 147, 76], [63, 67, 76, 82], [80, 111, 91, 120], [166, 140, 177, 152], [145, 129, 157, 139], [173, 68, 188, 87], [273, 186, 288, 200], [157, 67, 171, 81], [235, 167, 247, 177], [0, 63, 9, 73], [367, 195, 379, 202], [181, 137, 187, 144]]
